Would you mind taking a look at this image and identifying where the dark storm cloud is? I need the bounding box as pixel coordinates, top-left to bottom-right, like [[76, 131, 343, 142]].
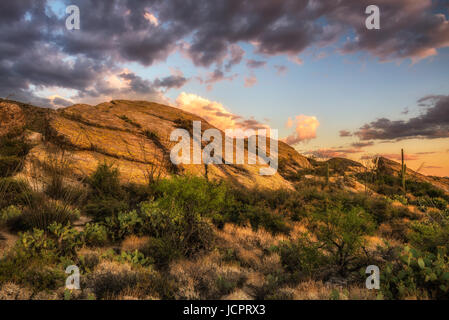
[[153, 75, 189, 89], [1, 0, 449, 105], [333, 0, 449, 61], [57, 0, 449, 68], [355, 95, 449, 141]]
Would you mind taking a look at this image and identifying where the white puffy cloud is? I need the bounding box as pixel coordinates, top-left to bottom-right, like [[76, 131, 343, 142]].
[[283, 115, 320, 145]]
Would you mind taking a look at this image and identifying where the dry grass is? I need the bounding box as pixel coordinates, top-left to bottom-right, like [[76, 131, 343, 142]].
[[170, 250, 248, 300], [285, 280, 377, 300], [121, 235, 149, 252]]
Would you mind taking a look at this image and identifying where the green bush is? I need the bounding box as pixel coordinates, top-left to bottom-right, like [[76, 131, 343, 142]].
[[140, 201, 214, 257], [154, 176, 226, 217], [0, 205, 25, 231], [82, 223, 108, 247], [278, 234, 327, 278], [245, 206, 291, 235], [141, 237, 180, 269], [408, 211, 449, 255], [308, 207, 375, 275], [382, 246, 449, 299], [47, 223, 83, 256], [88, 163, 123, 199], [84, 197, 128, 220], [104, 210, 143, 241]]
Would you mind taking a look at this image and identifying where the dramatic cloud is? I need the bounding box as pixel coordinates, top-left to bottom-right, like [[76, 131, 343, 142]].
[[336, 0, 449, 62], [1, 1, 449, 105], [283, 115, 320, 145], [355, 95, 449, 140], [175, 92, 269, 131]]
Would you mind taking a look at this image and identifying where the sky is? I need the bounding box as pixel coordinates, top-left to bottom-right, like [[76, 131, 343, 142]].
[[1, 0, 449, 176]]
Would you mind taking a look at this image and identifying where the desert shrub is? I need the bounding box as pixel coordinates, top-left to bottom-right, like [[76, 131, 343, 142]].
[[0, 134, 30, 177], [0, 134, 31, 157], [42, 155, 87, 204], [413, 196, 448, 211], [84, 197, 128, 221], [245, 206, 290, 235], [83, 223, 108, 247], [223, 186, 291, 235], [407, 180, 448, 200], [408, 208, 449, 255], [122, 183, 154, 208], [0, 178, 32, 209], [277, 234, 327, 279], [88, 162, 123, 199], [47, 223, 83, 256], [102, 199, 214, 259], [381, 246, 449, 299], [0, 257, 65, 292], [0, 156, 22, 177], [104, 210, 143, 241], [154, 176, 227, 217], [116, 250, 152, 267], [78, 253, 100, 273], [365, 197, 392, 224], [21, 198, 80, 231], [140, 201, 214, 257], [0, 205, 25, 231], [141, 237, 180, 269], [308, 207, 375, 275], [89, 269, 140, 300], [45, 182, 86, 205]]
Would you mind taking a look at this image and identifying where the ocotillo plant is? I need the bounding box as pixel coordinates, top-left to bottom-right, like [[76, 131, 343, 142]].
[[400, 149, 406, 194]]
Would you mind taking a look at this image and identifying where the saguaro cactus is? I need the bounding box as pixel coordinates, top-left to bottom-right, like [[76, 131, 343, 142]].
[[400, 149, 406, 194], [325, 162, 329, 186]]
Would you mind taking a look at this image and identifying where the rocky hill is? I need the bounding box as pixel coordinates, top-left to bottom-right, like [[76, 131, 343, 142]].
[[0, 99, 311, 190]]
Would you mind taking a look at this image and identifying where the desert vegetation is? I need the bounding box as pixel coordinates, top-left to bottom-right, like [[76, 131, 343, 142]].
[[0, 100, 448, 300], [0, 135, 448, 300]]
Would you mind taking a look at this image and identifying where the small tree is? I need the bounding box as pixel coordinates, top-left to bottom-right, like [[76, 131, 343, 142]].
[[309, 207, 374, 275]]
